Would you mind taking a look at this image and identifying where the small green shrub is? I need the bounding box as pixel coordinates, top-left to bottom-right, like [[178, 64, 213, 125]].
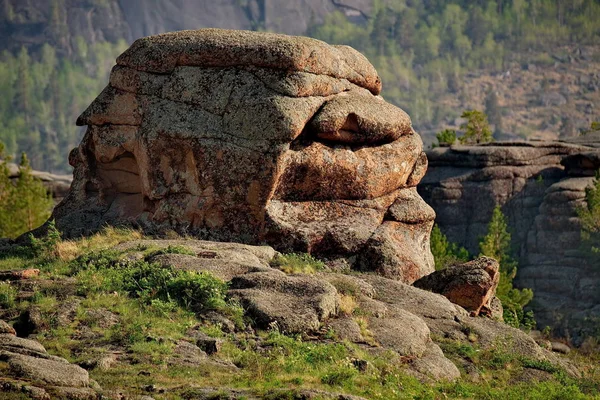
[[0, 282, 17, 308], [320, 366, 357, 386], [28, 219, 62, 261], [145, 245, 196, 258], [329, 278, 361, 296], [168, 271, 228, 311], [271, 253, 325, 274], [435, 129, 457, 147], [71, 250, 228, 313], [521, 357, 560, 373]]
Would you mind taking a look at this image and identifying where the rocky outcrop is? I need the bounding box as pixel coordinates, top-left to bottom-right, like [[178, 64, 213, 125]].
[[121, 239, 562, 383], [51, 28, 434, 283], [414, 257, 500, 318], [0, 322, 98, 399], [418, 140, 600, 343]]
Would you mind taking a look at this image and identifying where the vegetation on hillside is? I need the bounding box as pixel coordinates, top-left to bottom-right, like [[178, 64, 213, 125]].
[[578, 170, 600, 259], [0, 228, 599, 399], [0, 141, 53, 238], [308, 0, 600, 135], [0, 2, 597, 171], [0, 41, 127, 173]]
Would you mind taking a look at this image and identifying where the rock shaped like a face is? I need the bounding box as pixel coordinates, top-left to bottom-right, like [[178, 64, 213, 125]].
[[54, 28, 434, 283]]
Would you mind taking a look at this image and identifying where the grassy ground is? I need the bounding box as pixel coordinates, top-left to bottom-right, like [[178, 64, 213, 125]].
[[1, 227, 599, 399]]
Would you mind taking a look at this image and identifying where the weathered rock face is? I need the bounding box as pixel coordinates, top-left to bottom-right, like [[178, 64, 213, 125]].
[[414, 257, 500, 318], [52, 29, 434, 283], [418, 140, 600, 343], [118, 239, 565, 383]]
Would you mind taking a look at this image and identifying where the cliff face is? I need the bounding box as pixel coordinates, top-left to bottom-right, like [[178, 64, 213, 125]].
[[419, 139, 600, 343], [0, 0, 371, 54]]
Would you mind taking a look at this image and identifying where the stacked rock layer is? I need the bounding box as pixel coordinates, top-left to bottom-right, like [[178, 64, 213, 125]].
[[53, 29, 434, 283], [419, 140, 600, 342]]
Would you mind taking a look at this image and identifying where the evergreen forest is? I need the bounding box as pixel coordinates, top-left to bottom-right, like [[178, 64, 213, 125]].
[[1, 0, 599, 173]]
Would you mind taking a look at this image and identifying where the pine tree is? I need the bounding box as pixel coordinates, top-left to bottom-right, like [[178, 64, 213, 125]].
[[459, 110, 493, 144], [0, 144, 53, 239], [435, 129, 457, 147], [577, 171, 600, 259], [479, 205, 534, 329], [14, 47, 32, 120], [430, 224, 470, 270], [485, 90, 503, 135]]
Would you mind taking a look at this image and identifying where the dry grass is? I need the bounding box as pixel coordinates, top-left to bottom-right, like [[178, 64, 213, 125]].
[[354, 317, 378, 347], [56, 227, 143, 261], [338, 294, 357, 316]]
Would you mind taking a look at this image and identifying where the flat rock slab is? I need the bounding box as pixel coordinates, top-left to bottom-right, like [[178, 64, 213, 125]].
[[2, 352, 89, 388], [115, 28, 381, 94], [229, 271, 338, 333], [0, 269, 40, 280]]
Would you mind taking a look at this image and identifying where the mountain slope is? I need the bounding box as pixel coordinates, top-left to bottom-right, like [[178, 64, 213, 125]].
[[1, 0, 371, 54]]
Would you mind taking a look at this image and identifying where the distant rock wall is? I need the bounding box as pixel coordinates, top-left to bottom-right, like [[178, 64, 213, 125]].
[[419, 140, 600, 342]]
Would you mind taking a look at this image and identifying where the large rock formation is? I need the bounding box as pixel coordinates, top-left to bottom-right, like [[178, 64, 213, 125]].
[[52, 29, 434, 283], [419, 140, 600, 342]]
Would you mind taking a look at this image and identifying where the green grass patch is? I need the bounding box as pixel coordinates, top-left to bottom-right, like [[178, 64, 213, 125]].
[[271, 253, 325, 274], [0, 281, 17, 308]]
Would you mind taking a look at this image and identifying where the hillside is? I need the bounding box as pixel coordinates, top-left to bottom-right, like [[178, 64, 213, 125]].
[[1, 0, 599, 173], [1, 14, 600, 400], [0, 229, 599, 399]]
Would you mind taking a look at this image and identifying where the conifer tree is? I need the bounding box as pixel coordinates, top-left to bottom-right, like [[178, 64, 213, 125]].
[[459, 110, 493, 144], [430, 224, 470, 270], [14, 47, 32, 120], [485, 90, 503, 135], [0, 143, 53, 238], [577, 171, 600, 259], [479, 206, 534, 329]]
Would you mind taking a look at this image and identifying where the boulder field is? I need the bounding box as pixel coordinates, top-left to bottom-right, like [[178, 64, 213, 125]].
[[51, 28, 433, 283]]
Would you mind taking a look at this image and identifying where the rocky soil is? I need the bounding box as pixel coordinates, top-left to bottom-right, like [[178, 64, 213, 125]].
[[426, 45, 600, 145], [0, 237, 587, 399]]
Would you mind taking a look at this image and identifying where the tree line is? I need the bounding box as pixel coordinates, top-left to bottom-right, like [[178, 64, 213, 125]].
[[0, 40, 127, 173], [309, 0, 600, 134]]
